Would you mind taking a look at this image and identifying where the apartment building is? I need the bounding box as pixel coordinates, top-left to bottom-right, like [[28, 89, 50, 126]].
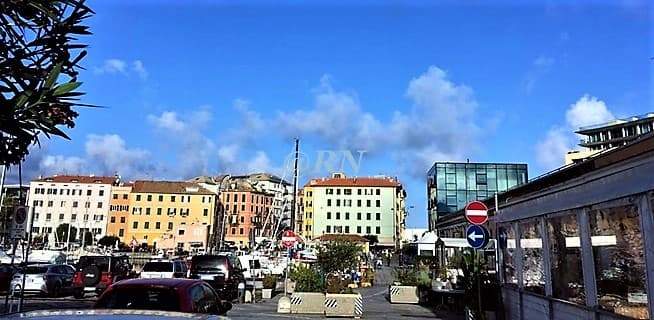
[[305, 173, 406, 249], [298, 186, 315, 239], [106, 183, 132, 242], [28, 175, 116, 244], [123, 181, 216, 252], [221, 179, 274, 249]]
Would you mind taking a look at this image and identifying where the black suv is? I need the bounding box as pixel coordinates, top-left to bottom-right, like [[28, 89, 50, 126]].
[[188, 254, 244, 301], [72, 255, 133, 298]]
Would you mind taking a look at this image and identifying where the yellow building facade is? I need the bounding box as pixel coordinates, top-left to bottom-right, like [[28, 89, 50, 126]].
[[301, 186, 314, 240], [107, 184, 132, 242], [123, 181, 216, 251]]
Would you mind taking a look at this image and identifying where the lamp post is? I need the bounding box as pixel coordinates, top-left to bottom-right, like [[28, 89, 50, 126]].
[[210, 175, 230, 253]]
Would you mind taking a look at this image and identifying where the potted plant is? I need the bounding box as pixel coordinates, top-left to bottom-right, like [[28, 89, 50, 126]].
[[390, 267, 420, 304], [262, 275, 277, 299]]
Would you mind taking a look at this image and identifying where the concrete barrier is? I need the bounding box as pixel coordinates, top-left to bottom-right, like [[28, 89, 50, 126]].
[[289, 292, 326, 314], [324, 293, 363, 318], [389, 286, 419, 304]]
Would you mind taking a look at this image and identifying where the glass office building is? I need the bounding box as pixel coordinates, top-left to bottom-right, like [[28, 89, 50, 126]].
[[427, 162, 528, 229]]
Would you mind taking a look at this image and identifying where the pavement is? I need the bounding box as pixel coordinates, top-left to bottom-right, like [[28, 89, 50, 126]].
[[5, 265, 464, 319]]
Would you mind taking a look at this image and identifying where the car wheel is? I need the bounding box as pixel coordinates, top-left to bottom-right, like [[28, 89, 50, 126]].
[[73, 290, 84, 299], [49, 283, 61, 298]]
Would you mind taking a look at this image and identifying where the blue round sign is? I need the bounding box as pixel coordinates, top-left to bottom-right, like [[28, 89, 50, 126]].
[[466, 225, 490, 249]]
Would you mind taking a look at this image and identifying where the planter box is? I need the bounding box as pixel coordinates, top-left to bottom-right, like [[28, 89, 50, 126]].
[[263, 288, 273, 299], [389, 286, 419, 304], [290, 292, 325, 314], [324, 293, 363, 318]]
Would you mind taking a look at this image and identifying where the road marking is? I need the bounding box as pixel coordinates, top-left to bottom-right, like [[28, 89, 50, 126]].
[[362, 288, 387, 298]]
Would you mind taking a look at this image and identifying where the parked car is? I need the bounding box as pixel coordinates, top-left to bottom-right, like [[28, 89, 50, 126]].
[[5, 309, 227, 319], [73, 255, 133, 298], [0, 264, 17, 292], [188, 255, 244, 301], [10, 264, 76, 297], [94, 278, 232, 316], [140, 260, 187, 279]]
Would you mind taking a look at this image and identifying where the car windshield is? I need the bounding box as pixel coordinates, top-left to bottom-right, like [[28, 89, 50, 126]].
[[191, 256, 226, 272], [78, 256, 110, 272], [142, 262, 173, 272], [24, 266, 48, 274], [95, 287, 179, 311]]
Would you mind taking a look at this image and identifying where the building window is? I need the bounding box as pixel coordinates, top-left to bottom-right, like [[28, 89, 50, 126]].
[[589, 204, 648, 315], [203, 208, 208, 216], [132, 222, 138, 229], [97, 202, 103, 208], [366, 200, 371, 207], [366, 226, 371, 234], [147, 195, 152, 201], [47, 201, 53, 207], [357, 200, 361, 207], [136, 195, 141, 201], [375, 226, 380, 234], [71, 214, 77, 221], [336, 199, 341, 206], [327, 199, 332, 206], [376, 189, 380, 195], [239, 228, 244, 235], [118, 229, 124, 237], [327, 212, 331, 219], [110, 217, 116, 223], [499, 224, 518, 286], [375, 200, 380, 207], [155, 222, 160, 229], [58, 213, 64, 221], [120, 217, 125, 223], [326, 188, 333, 195], [72, 201, 78, 208], [157, 208, 162, 215], [145, 208, 151, 215], [123, 194, 128, 200], [87, 190, 92, 196], [357, 226, 361, 233], [376, 212, 380, 220], [242, 194, 246, 202], [113, 194, 118, 200], [168, 222, 173, 230], [546, 213, 584, 303], [144, 222, 149, 229], [179, 229, 185, 236], [326, 226, 331, 233], [336, 212, 340, 219], [366, 212, 371, 220], [520, 219, 545, 295], [344, 189, 352, 195], [171, 196, 176, 202], [357, 212, 361, 220], [345, 212, 350, 220]]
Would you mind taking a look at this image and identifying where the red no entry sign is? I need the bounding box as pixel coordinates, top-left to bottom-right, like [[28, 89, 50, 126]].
[[465, 201, 489, 225], [282, 230, 298, 248]]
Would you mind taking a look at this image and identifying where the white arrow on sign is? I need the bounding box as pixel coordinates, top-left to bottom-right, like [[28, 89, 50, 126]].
[[468, 232, 484, 241]]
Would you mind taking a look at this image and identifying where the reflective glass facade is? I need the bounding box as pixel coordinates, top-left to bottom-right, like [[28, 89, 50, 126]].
[[427, 162, 528, 229]]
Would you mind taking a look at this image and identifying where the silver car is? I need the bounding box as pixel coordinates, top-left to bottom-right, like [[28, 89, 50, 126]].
[[11, 264, 76, 297]]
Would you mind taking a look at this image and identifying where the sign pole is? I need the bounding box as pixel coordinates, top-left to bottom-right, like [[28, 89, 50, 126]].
[[18, 206, 35, 312]]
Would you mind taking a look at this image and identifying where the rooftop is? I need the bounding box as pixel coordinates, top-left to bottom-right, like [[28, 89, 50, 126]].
[[34, 175, 116, 184], [131, 181, 214, 195], [307, 175, 401, 188], [577, 112, 654, 133]]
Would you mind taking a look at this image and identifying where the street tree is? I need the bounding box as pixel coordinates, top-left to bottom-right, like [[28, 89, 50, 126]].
[[98, 235, 120, 247], [0, 0, 94, 165], [55, 223, 77, 243], [317, 241, 362, 274]]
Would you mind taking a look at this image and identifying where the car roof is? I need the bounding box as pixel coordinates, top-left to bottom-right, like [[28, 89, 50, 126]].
[[111, 278, 203, 289], [5, 309, 227, 319]]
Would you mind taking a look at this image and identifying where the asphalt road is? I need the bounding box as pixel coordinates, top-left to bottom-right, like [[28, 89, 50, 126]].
[[4, 266, 464, 319]]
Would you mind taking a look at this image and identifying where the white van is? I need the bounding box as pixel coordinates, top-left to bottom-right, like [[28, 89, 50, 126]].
[[237, 255, 262, 280]]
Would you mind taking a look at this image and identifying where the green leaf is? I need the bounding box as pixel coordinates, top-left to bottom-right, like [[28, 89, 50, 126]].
[[45, 63, 62, 88], [53, 82, 82, 96]]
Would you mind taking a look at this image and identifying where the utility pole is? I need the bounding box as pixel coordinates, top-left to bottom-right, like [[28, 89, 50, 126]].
[[290, 139, 299, 232]]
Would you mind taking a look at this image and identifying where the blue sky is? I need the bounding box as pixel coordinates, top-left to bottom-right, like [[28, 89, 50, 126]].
[[13, 0, 652, 228]]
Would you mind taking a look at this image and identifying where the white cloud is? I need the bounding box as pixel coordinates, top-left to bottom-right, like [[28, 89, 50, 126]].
[[525, 55, 555, 93], [565, 94, 614, 130], [147, 111, 186, 132], [275, 66, 481, 177], [246, 151, 272, 173], [535, 94, 616, 171], [40, 155, 88, 175], [535, 127, 572, 170], [93, 59, 127, 75], [132, 60, 148, 80], [94, 59, 148, 80], [85, 134, 152, 178]]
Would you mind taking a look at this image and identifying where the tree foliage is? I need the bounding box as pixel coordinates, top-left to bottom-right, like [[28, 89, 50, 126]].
[[290, 264, 324, 293], [362, 234, 379, 245], [317, 241, 362, 274], [0, 0, 94, 165], [55, 223, 77, 242], [98, 235, 120, 247]]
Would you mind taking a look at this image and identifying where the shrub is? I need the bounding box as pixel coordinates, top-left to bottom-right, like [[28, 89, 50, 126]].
[[263, 275, 278, 289], [290, 264, 324, 293], [317, 241, 362, 274], [393, 267, 418, 286]]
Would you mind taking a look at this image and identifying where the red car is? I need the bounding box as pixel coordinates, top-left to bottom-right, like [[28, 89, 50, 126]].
[[94, 278, 232, 316]]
